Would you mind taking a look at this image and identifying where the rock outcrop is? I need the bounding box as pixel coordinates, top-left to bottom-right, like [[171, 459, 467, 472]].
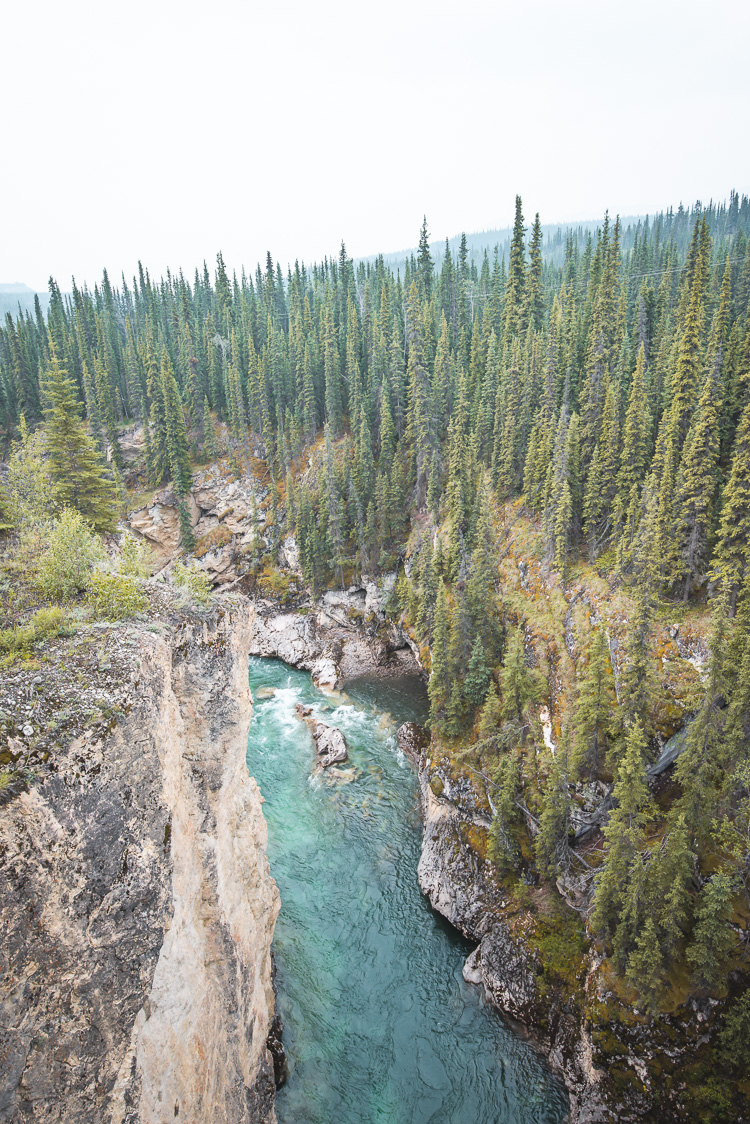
[[0, 603, 280, 1124], [293, 705, 349, 771], [245, 597, 420, 690], [127, 467, 269, 581]]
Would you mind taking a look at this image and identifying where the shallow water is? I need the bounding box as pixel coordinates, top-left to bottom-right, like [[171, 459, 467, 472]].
[[246, 658, 568, 1124]]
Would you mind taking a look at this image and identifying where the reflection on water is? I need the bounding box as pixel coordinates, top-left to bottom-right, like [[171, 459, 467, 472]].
[[247, 658, 568, 1124]]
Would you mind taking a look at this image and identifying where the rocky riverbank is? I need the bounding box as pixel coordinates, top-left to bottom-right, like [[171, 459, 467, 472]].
[[241, 586, 422, 690], [396, 721, 744, 1124], [0, 601, 280, 1124], [396, 721, 608, 1123]]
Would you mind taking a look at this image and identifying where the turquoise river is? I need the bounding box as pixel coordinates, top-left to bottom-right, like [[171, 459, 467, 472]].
[[246, 657, 569, 1124]]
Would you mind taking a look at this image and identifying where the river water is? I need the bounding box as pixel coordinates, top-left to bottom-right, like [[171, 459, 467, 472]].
[[246, 658, 568, 1124]]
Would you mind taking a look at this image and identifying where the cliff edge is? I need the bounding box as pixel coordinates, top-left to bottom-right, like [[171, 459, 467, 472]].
[[0, 601, 280, 1123]]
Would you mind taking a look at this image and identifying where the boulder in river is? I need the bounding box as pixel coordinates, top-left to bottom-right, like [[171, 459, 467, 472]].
[[293, 705, 349, 770], [311, 721, 348, 769]]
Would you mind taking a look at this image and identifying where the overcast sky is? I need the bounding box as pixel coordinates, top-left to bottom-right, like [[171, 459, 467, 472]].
[[3, 0, 748, 291]]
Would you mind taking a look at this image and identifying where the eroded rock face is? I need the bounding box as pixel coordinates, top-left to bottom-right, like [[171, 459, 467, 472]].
[[127, 468, 270, 581], [245, 599, 420, 690], [0, 604, 280, 1124], [128, 488, 203, 564]]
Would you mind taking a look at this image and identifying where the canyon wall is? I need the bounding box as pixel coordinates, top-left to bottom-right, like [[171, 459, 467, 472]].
[[0, 604, 280, 1123]]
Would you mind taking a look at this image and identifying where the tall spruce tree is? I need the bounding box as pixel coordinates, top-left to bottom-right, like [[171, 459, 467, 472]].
[[42, 351, 117, 532]]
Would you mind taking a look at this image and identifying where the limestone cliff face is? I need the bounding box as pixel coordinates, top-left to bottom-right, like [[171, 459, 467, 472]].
[[0, 603, 279, 1124]]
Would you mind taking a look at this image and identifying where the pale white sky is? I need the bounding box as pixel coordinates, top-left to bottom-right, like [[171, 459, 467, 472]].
[[3, 0, 748, 291]]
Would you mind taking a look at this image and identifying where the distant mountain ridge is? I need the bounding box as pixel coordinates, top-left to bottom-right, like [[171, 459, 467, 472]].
[[361, 214, 649, 273], [0, 285, 51, 318], [359, 197, 746, 272]]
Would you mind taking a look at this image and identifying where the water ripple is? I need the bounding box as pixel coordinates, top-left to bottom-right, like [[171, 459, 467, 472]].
[[247, 659, 568, 1124]]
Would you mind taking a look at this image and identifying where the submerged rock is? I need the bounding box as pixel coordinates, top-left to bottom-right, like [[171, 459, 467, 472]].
[[325, 765, 359, 783]]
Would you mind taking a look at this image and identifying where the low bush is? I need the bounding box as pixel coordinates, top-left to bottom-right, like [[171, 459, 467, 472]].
[[172, 561, 214, 607], [194, 524, 233, 558], [87, 571, 146, 620], [0, 605, 70, 666], [36, 509, 103, 600], [118, 533, 152, 577], [256, 563, 301, 605]]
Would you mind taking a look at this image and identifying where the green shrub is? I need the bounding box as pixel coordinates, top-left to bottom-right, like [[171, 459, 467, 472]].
[[87, 571, 146, 620], [118, 533, 151, 577], [4, 420, 56, 530], [36, 508, 104, 600], [172, 561, 214, 607], [28, 605, 69, 639], [0, 606, 70, 666]]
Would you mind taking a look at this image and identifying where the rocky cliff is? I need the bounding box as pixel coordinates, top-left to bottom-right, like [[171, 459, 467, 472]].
[[397, 722, 741, 1124], [241, 588, 420, 689], [410, 733, 609, 1123], [0, 602, 280, 1124]]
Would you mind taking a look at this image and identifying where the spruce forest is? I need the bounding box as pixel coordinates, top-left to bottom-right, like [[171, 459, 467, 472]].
[[2, 191, 750, 1059]]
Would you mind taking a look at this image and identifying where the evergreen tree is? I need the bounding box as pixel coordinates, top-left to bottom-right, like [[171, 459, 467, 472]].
[[526, 214, 544, 332], [535, 727, 572, 878], [42, 352, 117, 532], [673, 353, 721, 599], [614, 344, 651, 540], [500, 627, 540, 725], [464, 634, 490, 710], [162, 351, 192, 496], [625, 916, 664, 1013], [428, 581, 452, 732], [592, 719, 655, 942], [686, 873, 736, 990], [653, 813, 694, 958], [417, 215, 434, 299], [203, 397, 219, 460], [670, 217, 710, 451], [714, 398, 750, 609], [675, 590, 730, 836], [504, 196, 527, 343], [572, 627, 617, 777]]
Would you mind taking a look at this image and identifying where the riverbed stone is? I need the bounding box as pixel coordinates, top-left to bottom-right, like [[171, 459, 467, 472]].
[[311, 721, 348, 768]]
